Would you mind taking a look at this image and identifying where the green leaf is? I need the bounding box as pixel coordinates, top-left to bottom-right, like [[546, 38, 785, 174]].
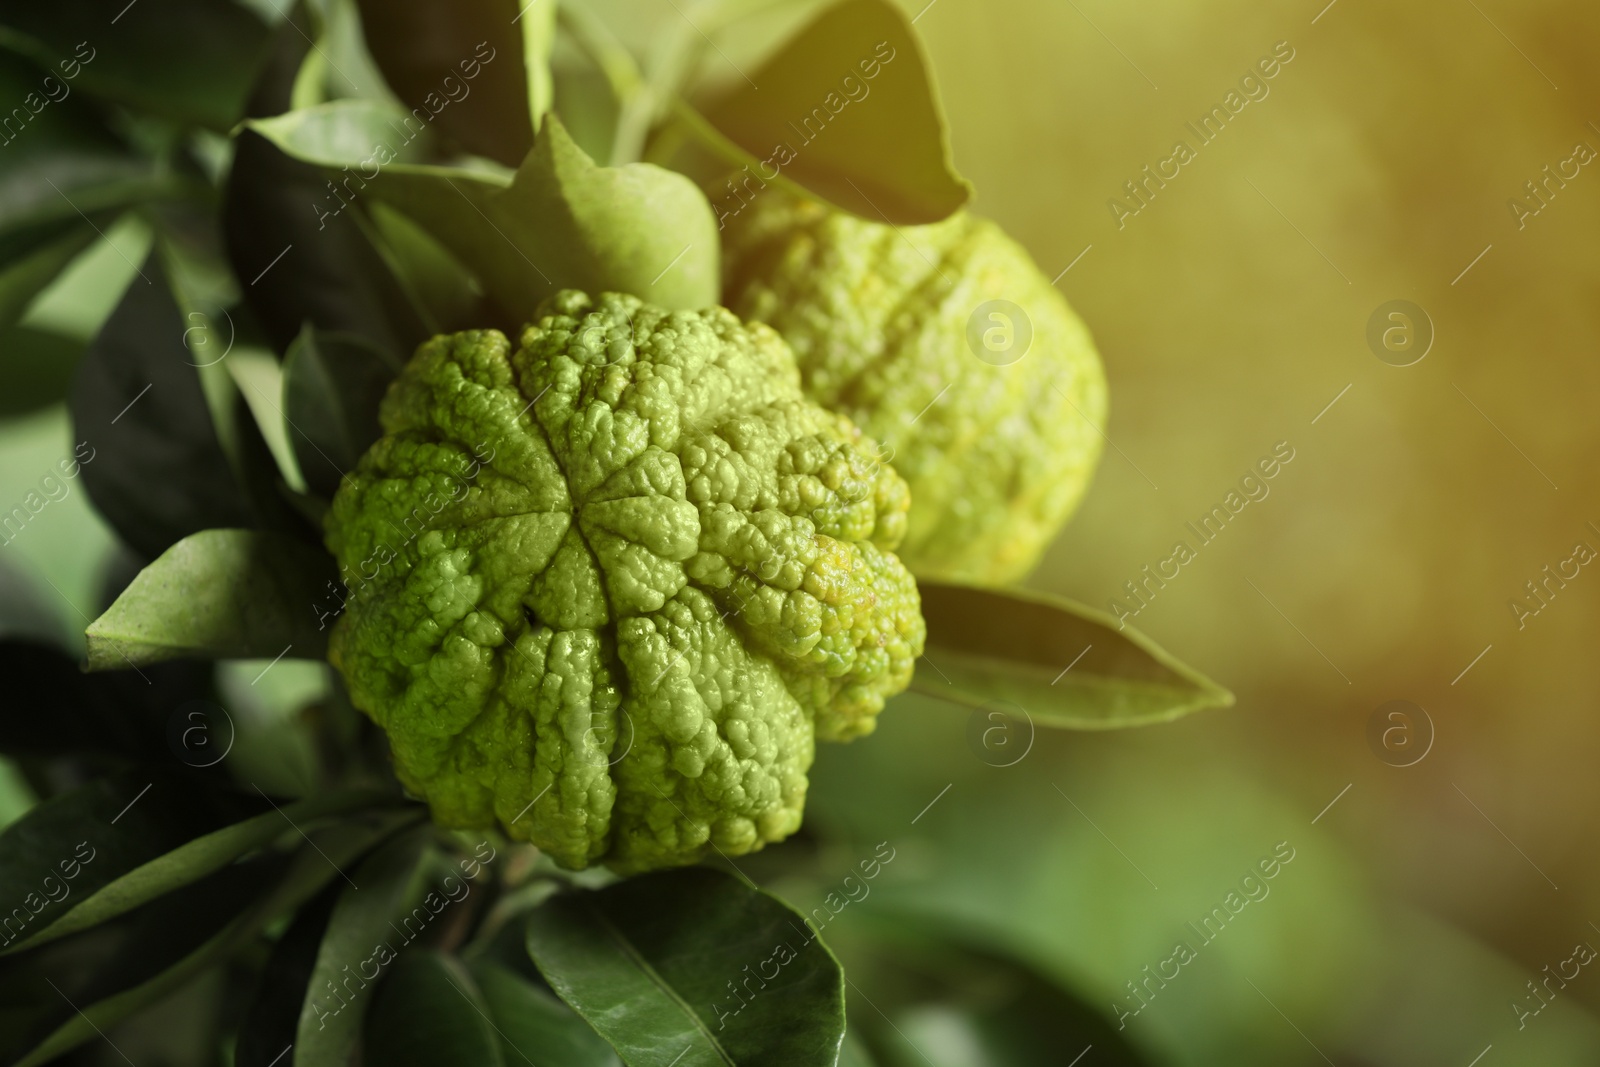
[[912, 582, 1233, 729], [235, 884, 341, 1067], [698, 0, 969, 225], [2, 807, 421, 1067], [84, 528, 337, 670], [473, 961, 622, 1067], [362, 201, 489, 335], [0, 784, 388, 956], [352, 0, 535, 167], [0, 771, 265, 948], [0, 0, 271, 130], [0, 220, 99, 330], [0, 52, 182, 241], [525, 867, 846, 1067], [365, 952, 506, 1067], [244, 105, 720, 313], [521, 0, 557, 130], [282, 325, 399, 498], [0, 326, 85, 418], [0, 852, 289, 1066], [294, 827, 436, 1067], [69, 259, 259, 559], [224, 23, 432, 360]]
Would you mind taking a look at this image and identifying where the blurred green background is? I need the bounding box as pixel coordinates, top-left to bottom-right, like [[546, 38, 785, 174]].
[[5, 0, 1599, 1063]]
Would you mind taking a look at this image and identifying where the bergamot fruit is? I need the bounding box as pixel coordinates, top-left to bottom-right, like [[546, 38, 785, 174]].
[[324, 291, 924, 872], [723, 196, 1108, 584]]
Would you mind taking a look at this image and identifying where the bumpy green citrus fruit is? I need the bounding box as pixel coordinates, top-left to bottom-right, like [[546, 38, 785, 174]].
[[723, 197, 1108, 584], [324, 291, 923, 872]]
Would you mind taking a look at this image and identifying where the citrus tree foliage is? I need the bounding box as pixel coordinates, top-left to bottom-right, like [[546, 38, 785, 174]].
[[0, 1, 1226, 1063]]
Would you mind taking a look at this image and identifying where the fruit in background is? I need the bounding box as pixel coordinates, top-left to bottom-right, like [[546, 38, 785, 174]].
[[723, 194, 1107, 584]]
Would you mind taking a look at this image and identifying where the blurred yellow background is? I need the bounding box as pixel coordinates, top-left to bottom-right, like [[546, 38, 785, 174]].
[[802, 0, 1600, 1062]]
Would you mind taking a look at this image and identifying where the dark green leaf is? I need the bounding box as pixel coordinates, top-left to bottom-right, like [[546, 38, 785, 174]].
[[223, 19, 431, 359], [235, 883, 341, 1067], [525, 867, 845, 1067], [282, 325, 398, 498], [0, 325, 86, 416], [353, 0, 535, 167], [69, 258, 259, 559], [362, 201, 490, 336], [0, 851, 288, 1066], [0, 220, 99, 330], [0, 0, 271, 130], [0, 806, 421, 1067], [913, 582, 1233, 729], [84, 528, 337, 670], [699, 0, 969, 225], [365, 951, 506, 1067], [473, 960, 622, 1067], [0, 771, 266, 951], [0, 52, 180, 241], [295, 827, 435, 1067], [244, 105, 720, 313], [0, 785, 389, 956]]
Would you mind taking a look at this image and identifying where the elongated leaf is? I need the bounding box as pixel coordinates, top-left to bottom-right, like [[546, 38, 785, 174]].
[[699, 0, 968, 225], [0, 220, 99, 329], [3, 807, 421, 1067], [353, 0, 535, 166], [0, 771, 265, 948], [0, 787, 390, 956], [913, 583, 1232, 729], [0, 53, 180, 240], [283, 326, 399, 498], [362, 201, 488, 336], [0, 0, 271, 130], [365, 952, 505, 1067], [525, 867, 845, 1067], [521, 0, 557, 130], [473, 961, 622, 1067], [235, 883, 341, 1067], [69, 258, 258, 559], [85, 528, 337, 670], [224, 19, 430, 359], [295, 827, 435, 1066], [0, 853, 287, 1066], [244, 105, 720, 313]]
